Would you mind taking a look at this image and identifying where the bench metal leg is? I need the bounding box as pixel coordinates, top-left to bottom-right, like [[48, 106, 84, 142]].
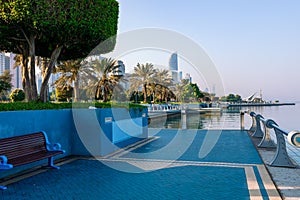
[[48, 157, 60, 169], [0, 185, 7, 190]]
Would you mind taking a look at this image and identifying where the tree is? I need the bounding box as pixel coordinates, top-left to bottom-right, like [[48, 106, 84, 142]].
[[56, 86, 73, 102], [53, 59, 93, 102], [154, 69, 173, 102], [220, 93, 242, 102], [0, 70, 12, 96], [181, 83, 204, 102], [0, 0, 119, 102], [10, 88, 25, 102], [90, 58, 122, 102], [130, 63, 156, 103], [190, 83, 204, 100], [174, 79, 190, 102]]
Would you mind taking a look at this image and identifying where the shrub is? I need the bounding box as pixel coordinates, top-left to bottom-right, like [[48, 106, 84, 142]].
[[10, 89, 25, 102], [56, 87, 73, 102], [0, 102, 146, 111]]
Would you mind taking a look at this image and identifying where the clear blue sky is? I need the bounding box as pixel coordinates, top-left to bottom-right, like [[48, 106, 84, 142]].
[[115, 0, 300, 102]]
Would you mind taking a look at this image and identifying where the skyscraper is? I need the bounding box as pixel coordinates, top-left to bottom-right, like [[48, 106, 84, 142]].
[[169, 52, 178, 71], [0, 52, 23, 89], [169, 52, 179, 83]]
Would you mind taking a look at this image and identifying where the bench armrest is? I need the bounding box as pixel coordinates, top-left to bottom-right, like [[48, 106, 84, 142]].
[[0, 155, 13, 170], [41, 131, 65, 153], [46, 142, 65, 153]]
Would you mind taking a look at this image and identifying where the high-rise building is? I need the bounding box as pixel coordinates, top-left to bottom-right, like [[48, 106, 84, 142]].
[[5, 56, 10, 71], [169, 52, 179, 83], [178, 71, 183, 81], [169, 52, 178, 71], [9, 53, 23, 89], [0, 52, 23, 90], [111, 60, 125, 77], [0, 53, 6, 74]]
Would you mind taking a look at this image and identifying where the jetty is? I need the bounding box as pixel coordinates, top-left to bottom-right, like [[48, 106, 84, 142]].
[[227, 102, 295, 108]]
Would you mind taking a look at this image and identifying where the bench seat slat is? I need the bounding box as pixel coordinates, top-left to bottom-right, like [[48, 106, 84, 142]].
[[10, 151, 63, 166]]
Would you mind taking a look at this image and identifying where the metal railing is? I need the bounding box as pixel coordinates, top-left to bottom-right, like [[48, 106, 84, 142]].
[[146, 104, 180, 112], [241, 111, 300, 168]]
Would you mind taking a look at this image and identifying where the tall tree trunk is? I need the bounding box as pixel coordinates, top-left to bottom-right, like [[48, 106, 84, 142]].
[[21, 52, 32, 102], [40, 58, 50, 101], [73, 76, 79, 102], [39, 46, 63, 102], [29, 35, 38, 101], [143, 83, 147, 103]]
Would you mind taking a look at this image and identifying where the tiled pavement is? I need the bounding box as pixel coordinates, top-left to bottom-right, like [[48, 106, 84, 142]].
[[0, 129, 284, 199]]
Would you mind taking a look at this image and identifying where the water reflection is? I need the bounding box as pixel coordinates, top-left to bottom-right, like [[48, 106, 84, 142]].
[[149, 111, 241, 129], [148, 104, 299, 130]]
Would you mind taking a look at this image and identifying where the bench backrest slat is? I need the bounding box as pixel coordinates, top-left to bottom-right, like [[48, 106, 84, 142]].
[[0, 132, 47, 160]]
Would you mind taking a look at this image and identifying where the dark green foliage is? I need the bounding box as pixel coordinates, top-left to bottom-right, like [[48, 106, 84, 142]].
[[0, 0, 119, 102], [0, 102, 146, 111], [10, 88, 25, 102], [220, 94, 242, 102], [182, 83, 204, 102], [0, 70, 12, 94], [190, 83, 204, 99], [0, 0, 119, 59], [56, 86, 73, 102]]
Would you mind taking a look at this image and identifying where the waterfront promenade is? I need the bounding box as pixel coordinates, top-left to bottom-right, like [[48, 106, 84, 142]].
[[2, 128, 296, 199]]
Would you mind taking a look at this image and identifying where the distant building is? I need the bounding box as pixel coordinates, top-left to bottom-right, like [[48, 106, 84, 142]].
[[0, 52, 23, 90], [121, 73, 131, 90], [0, 53, 6, 74], [111, 60, 125, 77], [184, 73, 192, 83], [169, 52, 178, 71], [178, 71, 182, 81], [169, 52, 179, 83], [5, 56, 10, 71]]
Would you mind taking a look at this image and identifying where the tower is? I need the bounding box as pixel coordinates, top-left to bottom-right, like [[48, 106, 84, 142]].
[[169, 52, 179, 83]]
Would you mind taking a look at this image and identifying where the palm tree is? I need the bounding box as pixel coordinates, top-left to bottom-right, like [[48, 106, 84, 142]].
[[174, 79, 190, 102], [92, 58, 122, 102], [154, 69, 173, 102], [53, 59, 91, 102], [130, 63, 156, 103]]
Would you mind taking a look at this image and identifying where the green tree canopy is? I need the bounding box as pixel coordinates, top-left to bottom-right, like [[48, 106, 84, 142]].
[[220, 93, 242, 102], [190, 83, 204, 99], [0, 0, 119, 102]]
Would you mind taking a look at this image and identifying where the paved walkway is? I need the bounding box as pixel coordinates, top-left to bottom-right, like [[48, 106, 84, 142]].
[[250, 134, 300, 200], [0, 129, 284, 199]]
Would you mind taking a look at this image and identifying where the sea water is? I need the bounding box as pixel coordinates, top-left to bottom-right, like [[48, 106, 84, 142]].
[[149, 103, 300, 131]]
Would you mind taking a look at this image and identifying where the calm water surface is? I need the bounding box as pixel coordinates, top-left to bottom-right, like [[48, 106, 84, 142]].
[[149, 103, 300, 131]]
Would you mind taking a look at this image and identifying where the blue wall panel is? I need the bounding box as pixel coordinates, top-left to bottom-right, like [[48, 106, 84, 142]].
[[0, 108, 148, 177]]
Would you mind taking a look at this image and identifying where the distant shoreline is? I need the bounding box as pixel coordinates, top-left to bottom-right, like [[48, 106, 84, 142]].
[[227, 102, 296, 107]]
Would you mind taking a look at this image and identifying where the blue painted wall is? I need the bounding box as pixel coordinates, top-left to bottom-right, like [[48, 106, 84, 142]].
[[0, 108, 148, 178]]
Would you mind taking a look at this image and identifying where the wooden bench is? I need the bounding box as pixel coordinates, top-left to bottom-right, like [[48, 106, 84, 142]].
[[0, 131, 65, 190]]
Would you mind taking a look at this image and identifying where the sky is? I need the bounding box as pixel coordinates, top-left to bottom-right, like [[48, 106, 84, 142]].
[[113, 0, 300, 102]]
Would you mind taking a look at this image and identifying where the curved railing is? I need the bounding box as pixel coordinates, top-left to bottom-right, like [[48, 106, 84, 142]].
[[241, 111, 300, 168]]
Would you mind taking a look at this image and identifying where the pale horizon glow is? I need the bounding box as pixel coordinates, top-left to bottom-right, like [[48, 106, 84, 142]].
[[114, 0, 300, 102]]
